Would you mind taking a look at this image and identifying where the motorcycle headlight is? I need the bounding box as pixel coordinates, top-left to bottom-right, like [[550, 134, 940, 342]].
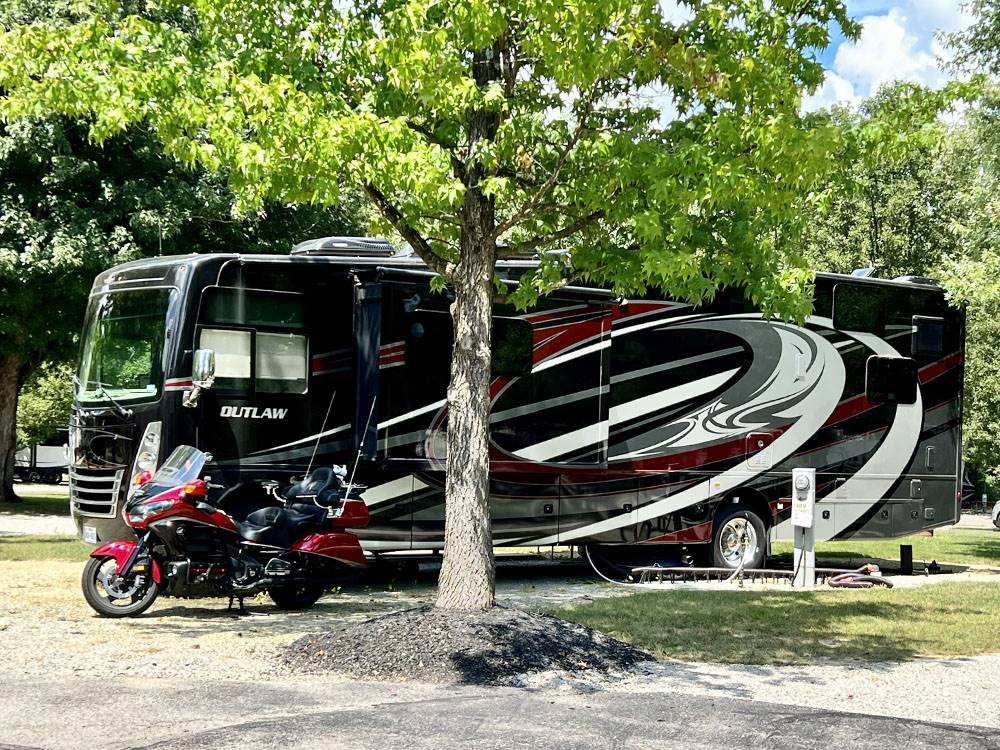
[[126, 499, 176, 523]]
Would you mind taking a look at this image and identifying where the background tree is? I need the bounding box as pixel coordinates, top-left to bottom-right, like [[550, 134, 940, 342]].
[[0, 0, 856, 609], [0, 0, 368, 503], [0, 115, 364, 503], [802, 81, 976, 277], [16, 361, 74, 449]]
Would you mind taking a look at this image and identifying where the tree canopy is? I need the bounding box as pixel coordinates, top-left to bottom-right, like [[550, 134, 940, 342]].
[[0, 0, 856, 318]]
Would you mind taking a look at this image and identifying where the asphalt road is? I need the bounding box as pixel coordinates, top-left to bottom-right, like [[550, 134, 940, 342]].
[[1, 677, 997, 750]]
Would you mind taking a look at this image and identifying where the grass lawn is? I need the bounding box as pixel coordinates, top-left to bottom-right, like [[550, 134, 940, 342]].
[[0, 493, 70, 517], [772, 528, 1000, 568], [553, 581, 1000, 664], [0, 535, 89, 562]]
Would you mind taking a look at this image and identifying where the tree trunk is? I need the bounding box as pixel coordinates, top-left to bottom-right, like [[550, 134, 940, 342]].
[[435, 245, 496, 610], [0, 354, 27, 503], [435, 45, 501, 611]]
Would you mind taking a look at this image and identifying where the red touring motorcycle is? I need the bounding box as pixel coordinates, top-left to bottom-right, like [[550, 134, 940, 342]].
[[82, 446, 369, 617]]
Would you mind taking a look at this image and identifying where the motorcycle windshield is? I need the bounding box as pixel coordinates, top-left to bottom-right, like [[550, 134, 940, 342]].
[[135, 446, 207, 498]]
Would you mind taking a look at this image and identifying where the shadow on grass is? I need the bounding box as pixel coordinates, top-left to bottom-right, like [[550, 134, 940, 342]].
[[131, 593, 422, 638], [0, 494, 71, 517]]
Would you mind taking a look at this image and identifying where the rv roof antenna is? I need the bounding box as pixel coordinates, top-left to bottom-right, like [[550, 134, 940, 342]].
[[345, 395, 377, 498], [305, 389, 336, 478]]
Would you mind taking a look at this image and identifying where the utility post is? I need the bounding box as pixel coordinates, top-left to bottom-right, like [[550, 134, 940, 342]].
[[792, 467, 816, 588]]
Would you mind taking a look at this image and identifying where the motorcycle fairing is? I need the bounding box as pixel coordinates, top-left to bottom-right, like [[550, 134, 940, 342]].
[[91, 540, 163, 584], [293, 532, 367, 567]]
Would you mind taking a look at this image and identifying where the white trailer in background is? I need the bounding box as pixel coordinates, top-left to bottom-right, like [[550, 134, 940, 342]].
[[15, 443, 68, 484]]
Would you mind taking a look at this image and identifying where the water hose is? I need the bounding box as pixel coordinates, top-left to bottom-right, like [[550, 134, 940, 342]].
[[826, 564, 893, 589]]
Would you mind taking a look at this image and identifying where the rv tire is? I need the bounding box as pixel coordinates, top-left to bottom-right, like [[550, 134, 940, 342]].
[[712, 506, 766, 570]]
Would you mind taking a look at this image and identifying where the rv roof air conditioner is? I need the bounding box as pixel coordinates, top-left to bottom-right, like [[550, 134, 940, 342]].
[[291, 236, 396, 257]]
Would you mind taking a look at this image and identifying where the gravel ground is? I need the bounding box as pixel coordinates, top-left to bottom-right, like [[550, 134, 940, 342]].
[[956, 512, 999, 530], [0, 558, 623, 682], [2, 555, 1000, 729], [284, 604, 653, 685]]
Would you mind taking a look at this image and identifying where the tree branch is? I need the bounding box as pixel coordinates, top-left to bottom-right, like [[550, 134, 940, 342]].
[[363, 183, 451, 277], [492, 95, 597, 239], [500, 209, 605, 256], [405, 119, 467, 182]]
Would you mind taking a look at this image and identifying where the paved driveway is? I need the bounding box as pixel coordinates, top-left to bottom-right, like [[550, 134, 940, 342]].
[[1, 677, 998, 750]]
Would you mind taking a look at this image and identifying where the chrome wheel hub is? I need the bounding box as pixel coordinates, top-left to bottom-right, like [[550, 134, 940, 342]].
[[719, 518, 756, 565], [97, 560, 141, 600]]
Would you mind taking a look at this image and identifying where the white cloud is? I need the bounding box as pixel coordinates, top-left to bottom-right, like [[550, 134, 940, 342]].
[[804, 1, 976, 110], [835, 8, 944, 93], [910, 0, 974, 34], [803, 71, 858, 112]]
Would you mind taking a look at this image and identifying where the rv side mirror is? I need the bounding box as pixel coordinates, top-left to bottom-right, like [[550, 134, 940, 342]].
[[183, 349, 216, 409], [192, 349, 216, 388]]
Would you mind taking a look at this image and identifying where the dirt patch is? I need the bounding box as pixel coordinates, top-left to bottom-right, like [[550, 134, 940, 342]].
[[282, 604, 654, 685]]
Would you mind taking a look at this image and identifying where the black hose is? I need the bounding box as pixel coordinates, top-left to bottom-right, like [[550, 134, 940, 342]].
[[827, 572, 894, 589]]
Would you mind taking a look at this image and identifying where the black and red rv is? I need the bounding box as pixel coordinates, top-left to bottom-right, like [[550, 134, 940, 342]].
[[69, 237, 965, 573]]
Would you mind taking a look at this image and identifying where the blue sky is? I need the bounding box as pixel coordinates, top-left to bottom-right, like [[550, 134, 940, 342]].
[[804, 0, 974, 109]]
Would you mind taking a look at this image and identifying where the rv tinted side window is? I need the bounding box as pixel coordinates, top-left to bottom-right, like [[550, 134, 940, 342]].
[[199, 328, 251, 390], [912, 316, 945, 356], [256, 332, 308, 394], [866, 356, 918, 404], [203, 288, 305, 329], [833, 283, 886, 334]]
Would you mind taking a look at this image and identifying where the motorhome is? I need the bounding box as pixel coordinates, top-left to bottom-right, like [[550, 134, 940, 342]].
[[69, 237, 965, 573]]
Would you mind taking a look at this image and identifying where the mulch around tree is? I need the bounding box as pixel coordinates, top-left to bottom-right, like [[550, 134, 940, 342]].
[[282, 604, 654, 686]]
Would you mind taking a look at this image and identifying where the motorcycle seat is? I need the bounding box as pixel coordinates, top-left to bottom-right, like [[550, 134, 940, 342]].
[[237, 504, 327, 547], [284, 467, 344, 508]]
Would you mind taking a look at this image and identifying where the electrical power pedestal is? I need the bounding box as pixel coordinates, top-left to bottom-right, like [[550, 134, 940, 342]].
[[791, 467, 816, 588]]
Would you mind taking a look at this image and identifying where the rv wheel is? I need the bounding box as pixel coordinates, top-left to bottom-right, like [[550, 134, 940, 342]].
[[712, 506, 766, 570], [26, 470, 41, 484]]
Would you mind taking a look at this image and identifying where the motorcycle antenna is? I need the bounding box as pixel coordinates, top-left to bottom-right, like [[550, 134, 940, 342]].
[[345, 395, 376, 497], [305, 389, 336, 478]]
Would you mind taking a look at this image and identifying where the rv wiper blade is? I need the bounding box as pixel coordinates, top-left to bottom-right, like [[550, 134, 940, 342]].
[[88, 381, 133, 419]]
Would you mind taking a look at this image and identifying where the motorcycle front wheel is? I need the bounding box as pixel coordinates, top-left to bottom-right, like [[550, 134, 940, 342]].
[[81, 556, 160, 618]]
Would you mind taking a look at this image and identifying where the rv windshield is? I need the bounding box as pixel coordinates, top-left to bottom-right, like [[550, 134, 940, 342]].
[[76, 288, 175, 404]]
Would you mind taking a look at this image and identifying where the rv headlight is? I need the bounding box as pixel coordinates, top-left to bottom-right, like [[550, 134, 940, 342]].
[[127, 422, 162, 499]]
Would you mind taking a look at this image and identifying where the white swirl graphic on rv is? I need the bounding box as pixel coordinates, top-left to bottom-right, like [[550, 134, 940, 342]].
[[528, 315, 846, 545], [612, 321, 825, 460], [805, 321, 923, 540]]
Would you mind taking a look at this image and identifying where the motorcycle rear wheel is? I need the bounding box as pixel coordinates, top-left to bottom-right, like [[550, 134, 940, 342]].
[[82, 556, 159, 618], [269, 583, 325, 610]]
